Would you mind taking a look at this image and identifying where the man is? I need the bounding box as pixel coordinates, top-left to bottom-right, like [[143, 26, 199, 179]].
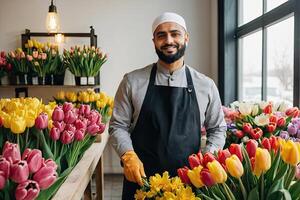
[[109, 12, 226, 199]]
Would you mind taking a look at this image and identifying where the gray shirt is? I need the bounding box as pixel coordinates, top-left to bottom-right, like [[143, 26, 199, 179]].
[[109, 63, 227, 157]]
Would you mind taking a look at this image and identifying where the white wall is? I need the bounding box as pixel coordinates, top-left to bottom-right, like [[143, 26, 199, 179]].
[[0, 0, 218, 173]]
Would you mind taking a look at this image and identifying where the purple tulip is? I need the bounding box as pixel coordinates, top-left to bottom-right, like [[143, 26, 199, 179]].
[[10, 160, 29, 183], [280, 131, 289, 139], [2, 142, 21, 164], [287, 124, 298, 136], [52, 106, 64, 121], [15, 180, 40, 200]]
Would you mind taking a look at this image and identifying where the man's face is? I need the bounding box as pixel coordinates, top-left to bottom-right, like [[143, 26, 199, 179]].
[[153, 22, 189, 64]]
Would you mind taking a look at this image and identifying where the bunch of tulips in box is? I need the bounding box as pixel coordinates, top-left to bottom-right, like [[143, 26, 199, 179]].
[[54, 89, 114, 123], [223, 101, 299, 147], [6, 48, 29, 84], [174, 136, 300, 200], [63, 45, 107, 77], [0, 98, 106, 199], [0, 51, 13, 84], [0, 142, 58, 200]]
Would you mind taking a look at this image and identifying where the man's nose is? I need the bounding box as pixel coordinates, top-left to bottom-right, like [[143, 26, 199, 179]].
[[165, 34, 174, 44]]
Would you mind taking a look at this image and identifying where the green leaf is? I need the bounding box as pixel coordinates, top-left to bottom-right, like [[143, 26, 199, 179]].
[[289, 181, 300, 200], [247, 187, 259, 200], [266, 178, 285, 199], [268, 189, 291, 200]]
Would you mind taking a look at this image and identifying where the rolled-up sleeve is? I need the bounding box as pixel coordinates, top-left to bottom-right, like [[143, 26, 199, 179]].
[[109, 74, 134, 157], [203, 81, 227, 153]]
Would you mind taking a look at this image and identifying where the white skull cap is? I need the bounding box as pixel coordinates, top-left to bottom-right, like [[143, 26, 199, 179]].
[[152, 12, 187, 34]]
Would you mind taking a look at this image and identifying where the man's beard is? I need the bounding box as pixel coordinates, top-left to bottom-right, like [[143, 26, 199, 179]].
[[155, 43, 186, 64]]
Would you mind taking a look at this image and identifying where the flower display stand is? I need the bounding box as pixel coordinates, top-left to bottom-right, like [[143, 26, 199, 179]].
[[52, 127, 109, 200]]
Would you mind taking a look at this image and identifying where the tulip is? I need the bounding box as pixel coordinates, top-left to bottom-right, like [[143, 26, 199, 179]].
[[188, 154, 201, 169], [0, 171, 6, 190], [41, 53, 47, 60], [269, 136, 279, 153], [263, 104, 272, 114], [87, 123, 101, 136], [269, 115, 278, 123], [74, 129, 85, 141], [0, 157, 10, 179], [280, 140, 300, 166], [287, 124, 298, 136], [242, 123, 252, 134], [98, 123, 106, 134], [61, 130, 74, 144], [266, 122, 277, 133], [15, 180, 40, 200], [246, 140, 258, 158], [42, 159, 58, 170], [200, 168, 215, 187], [52, 106, 64, 121], [74, 119, 87, 130], [10, 160, 29, 183], [217, 149, 231, 167], [56, 91, 65, 100], [207, 160, 227, 183], [10, 116, 26, 134], [235, 130, 244, 138], [238, 102, 253, 116], [35, 113, 48, 130], [49, 127, 61, 141], [250, 128, 263, 140], [3, 142, 21, 164], [296, 164, 300, 180], [33, 166, 57, 189], [225, 155, 244, 178], [53, 120, 65, 132], [286, 107, 300, 118], [261, 138, 271, 151], [253, 148, 271, 176], [87, 111, 101, 125], [22, 149, 43, 174], [65, 124, 76, 133], [229, 144, 243, 162], [79, 104, 91, 116], [187, 165, 204, 188], [177, 167, 191, 184], [0, 116, 3, 127], [197, 152, 204, 165], [64, 110, 77, 124], [62, 102, 73, 112], [202, 152, 216, 167], [251, 105, 259, 116]]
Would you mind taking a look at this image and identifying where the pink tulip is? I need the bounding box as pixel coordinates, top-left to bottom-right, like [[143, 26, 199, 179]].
[[10, 160, 29, 183], [10, 51, 16, 58], [35, 113, 48, 130], [20, 52, 25, 58], [64, 110, 77, 124], [32, 51, 38, 59], [49, 127, 60, 141], [74, 129, 85, 141], [98, 123, 106, 134], [65, 124, 76, 133], [296, 164, 300, 180], [0, 156, 10, 179], [33, 166, 57, 190], [0, 171, 6, 190], [62, 102, 73, 112], [41, 53, 47, 60], [43, 159, 58, 170], [87, 123, 100, 136], [74, 119, 87, 130], [52, 106, 64, 121], [61, 130, 74, 144], [26, 55, 33, 61], [53, 121, 65, 132], [87, 111, 100, 125], [22, 149, 43, 174], [15, 180, 40, 200], [2, 142, 21, 164], [79, 104, 91, 116]]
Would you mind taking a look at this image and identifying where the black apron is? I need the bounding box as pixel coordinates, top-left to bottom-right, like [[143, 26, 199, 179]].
[[122, 63, 201, 199]]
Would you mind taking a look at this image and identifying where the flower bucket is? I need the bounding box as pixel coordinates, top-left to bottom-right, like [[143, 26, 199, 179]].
[[18, 74, 26, 85], [8, 74, 17, 85], [38, 77, 45, 85], [26, 74, 33, 85], [53, 73, 65, 85], [75, 76, 88, 86], [45, 75, 53, 85]]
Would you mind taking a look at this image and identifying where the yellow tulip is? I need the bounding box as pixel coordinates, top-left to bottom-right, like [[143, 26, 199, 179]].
[[253, 148, 271, 176], [28, 40, 33, 48], [89, 94, 96, 102], [281, 140, 300, 166], [94, 93, 101, 101], [108, 107, 113, 116], [225, 155, 244, 178], [25, 110, 37, 128], [187, 165, 204, 188], [207, 160, 227, 183], [96, 100, 106, 109], [0, 112, 11, 129], [56, 91, 65, 100], [10, 116, 26, 134], [48, 119, 53, 129]]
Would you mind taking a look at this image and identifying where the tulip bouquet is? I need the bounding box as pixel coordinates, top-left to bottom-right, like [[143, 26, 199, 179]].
[[223, 101, 299, 147], [278, 117, 300, 142], [0, 51, 13, 82], [6, 48, 29, 77], [134, 171, 200, 200], [175, 136, 300, 200], [0, 142, 58, 200], [54, 89, 114, 123], [63, 45, 107, 77]]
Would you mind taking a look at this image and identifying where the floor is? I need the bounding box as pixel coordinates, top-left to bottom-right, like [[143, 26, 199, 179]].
[[103, 174, 123, 200]]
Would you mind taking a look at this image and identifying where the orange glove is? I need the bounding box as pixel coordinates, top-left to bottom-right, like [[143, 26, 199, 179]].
[[121, 151, 146, 186]]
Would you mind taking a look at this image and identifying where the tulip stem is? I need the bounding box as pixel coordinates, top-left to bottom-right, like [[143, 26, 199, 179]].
[[238, 178, 247, 200], [260, 173, 264, 200], [25, 127, 29, 149], [17, 134, 20, 149], [222, 183, 235, 200], [54, 141, 57, 159]]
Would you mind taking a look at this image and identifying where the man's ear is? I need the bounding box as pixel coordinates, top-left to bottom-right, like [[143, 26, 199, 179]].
[[185, 32, 189, 46]]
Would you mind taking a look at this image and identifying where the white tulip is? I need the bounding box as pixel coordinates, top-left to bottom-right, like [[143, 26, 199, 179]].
[[239, 102, 253, 116], [254, 113, 269, 126]]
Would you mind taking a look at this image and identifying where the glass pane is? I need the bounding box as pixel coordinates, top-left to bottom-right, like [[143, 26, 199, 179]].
[[266, 0, 288, 12], [266, 16, 294, 104], [239, 0, 262, 25], [239, 30, 263, 101]]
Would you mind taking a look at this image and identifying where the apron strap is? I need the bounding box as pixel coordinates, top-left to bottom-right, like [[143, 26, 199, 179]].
[[185, 66, 195, 93]]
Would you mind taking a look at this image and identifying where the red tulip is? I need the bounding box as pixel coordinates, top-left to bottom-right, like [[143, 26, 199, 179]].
[[228, 144, 243, 162], [242, 123, 252, 133], [60, 130, 74, 144], [203, 152, 216, 167], [200, 168, 215, 187], [286, 107, 300, 118], [35, 113, 48, 130], [250, 128, 263, 140], [0, 156, 10, 179], [277, 117, 286, 127], [217, 149, 231, 167], [49, 127, 61, 141], [62, 102, 73, 113], [246, 140, 258, 158], [79, 104, 91, 116], [263, 104, 272, 114], [177, 167, 191, 184], [52, 106, 64, 121], [197, 152, 204, 165], [6, 63, 12, 71], [269, 136, 279, 153], [188, 154, 201, 169], [10, 160, 29, 183], [269, 115, 278, 123], [64, 110, 77, 124], [261, 138, 271, 151], [0, 171, 6, 190], [2, 142, 21, 164], [15, 180, 40, 200], [53, 121, 65, 132], [74, 129, 85, 141], [33, 166, 57, 190], [22, 148, 43, 174], [266, 122, 276, 133], [235, 130, 244, 138]]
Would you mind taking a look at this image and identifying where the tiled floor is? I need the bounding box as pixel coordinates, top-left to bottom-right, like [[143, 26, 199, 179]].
[[104, 174, 123, 200]]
